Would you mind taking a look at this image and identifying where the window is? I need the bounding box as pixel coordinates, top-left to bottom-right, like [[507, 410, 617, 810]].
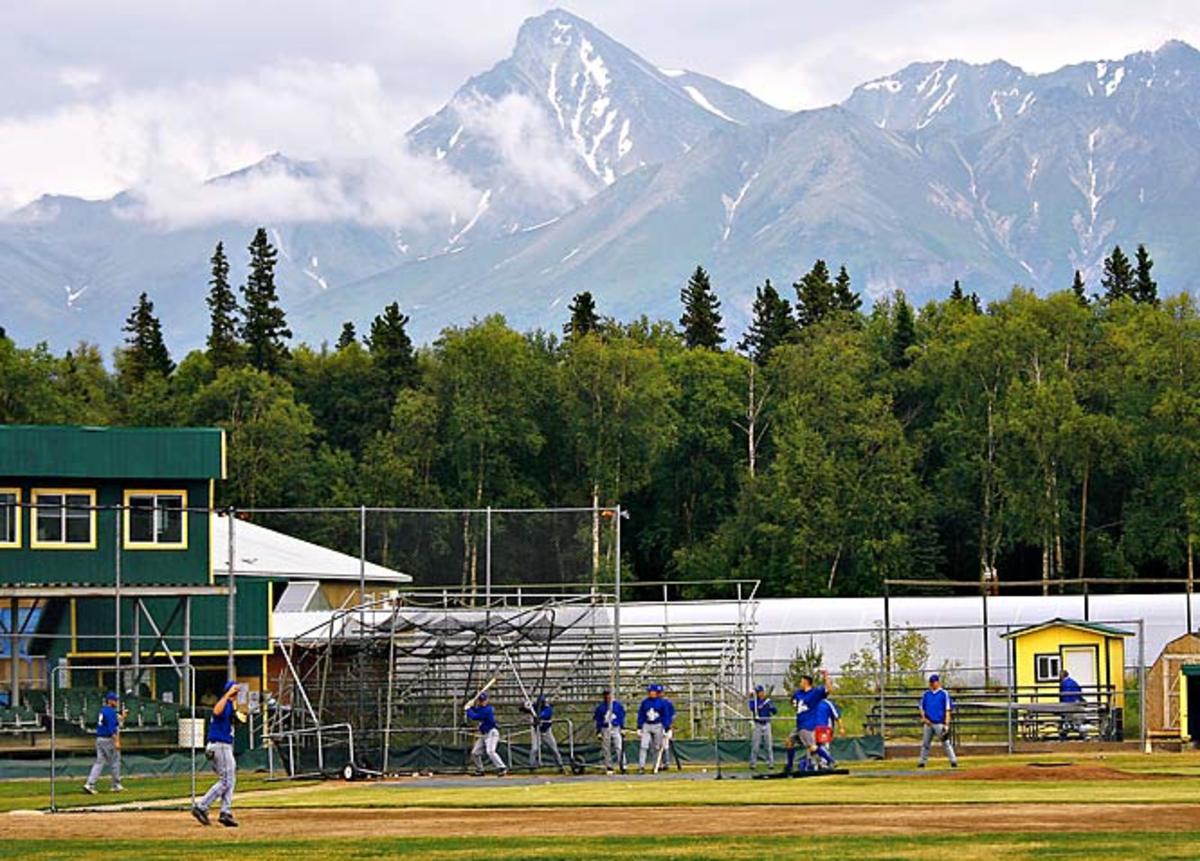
[[124, 491, 187, 549], [0, 489, 19, 548], [32, 490, 96, 548], [1035, 653, 1061, 683]]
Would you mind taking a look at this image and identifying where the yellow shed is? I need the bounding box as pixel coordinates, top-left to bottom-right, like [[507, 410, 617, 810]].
[[1001, 618, 1132, 706]]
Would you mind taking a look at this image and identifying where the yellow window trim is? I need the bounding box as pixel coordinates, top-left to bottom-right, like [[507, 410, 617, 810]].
[[30, 488, 97, 550], [122, 489, 189, 551], [0, 487, 21, 549]]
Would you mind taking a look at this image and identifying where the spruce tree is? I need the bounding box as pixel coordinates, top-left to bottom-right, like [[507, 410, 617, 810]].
[[679, 265, 725, 349], [794, 260, 835, 328], [240, 228, 292, 373], [564, 291, 600, 339], [739, 279, 796, 366], [1101, 245, 1135, 302], [367, 301, 418, 391], [890, 291, 917, 369], [337, 321, 357, 350], [1134, 244, 1159, 305], [832, 265, 863, 314], [206, 241, 241, 369], [1071, 270, 1089, 306], [949, 280, 966, 303], [122, 292, 174, 383]]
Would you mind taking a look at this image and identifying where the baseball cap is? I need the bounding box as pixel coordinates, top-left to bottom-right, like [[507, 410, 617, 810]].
[[754, 684, 765, 693], [223, 679, 239, 694], [929, 674, 940, 683], [478, 691, 489, 701], [104, 691, 118, 701]]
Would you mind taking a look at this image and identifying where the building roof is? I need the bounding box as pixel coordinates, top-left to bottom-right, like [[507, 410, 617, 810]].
[[212, 515, 411, 584], [0, 425, 225, 480], [1000, 618, 1134, 640]]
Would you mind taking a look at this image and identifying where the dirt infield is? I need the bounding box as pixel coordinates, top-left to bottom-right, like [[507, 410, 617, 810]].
[[4, 802, 1200, 841]]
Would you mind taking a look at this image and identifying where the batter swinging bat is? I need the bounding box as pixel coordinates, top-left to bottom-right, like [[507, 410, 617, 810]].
[[464, 676, 498, 710]]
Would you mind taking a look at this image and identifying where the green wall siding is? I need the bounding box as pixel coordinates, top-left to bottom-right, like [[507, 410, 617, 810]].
[[0, 426, 224, 479]]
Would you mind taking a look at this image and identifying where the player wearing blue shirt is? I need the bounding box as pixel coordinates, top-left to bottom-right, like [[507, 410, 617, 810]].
[[1059, 670, 1087, 740], [813, 697, 841, 769], [466, 691, 508, 776], [636, 683, 675, 773], [83, 691, 124, 794], [593, 690, 626, 774], [918, 674, 958, 768], [192, 680, 242, 827], [526, 695, 565, 772], [785, 670, 829, 774], [748, 685, 777, 770]]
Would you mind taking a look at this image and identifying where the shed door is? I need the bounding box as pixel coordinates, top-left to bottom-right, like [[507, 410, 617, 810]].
[[1063, 647, 1097, 689]]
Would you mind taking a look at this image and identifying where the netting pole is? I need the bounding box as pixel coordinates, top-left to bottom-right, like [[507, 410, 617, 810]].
[[114, 506, 122, 694], [611, 506, 622, 705], [982, 592, 990, 686], [485, 506, 492, 606], [383, 601, 397, 775], [1139, 618, 1148, 753], [8, 597, 18, 709], [359, 504, 367, 634], [226, 508, 236, 680]]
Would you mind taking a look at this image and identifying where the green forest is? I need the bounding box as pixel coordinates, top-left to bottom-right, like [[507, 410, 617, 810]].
[[1, 230, 1197, 598]]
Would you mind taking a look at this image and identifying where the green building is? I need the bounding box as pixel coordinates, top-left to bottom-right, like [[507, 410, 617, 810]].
[[0, 425, 274, 722]]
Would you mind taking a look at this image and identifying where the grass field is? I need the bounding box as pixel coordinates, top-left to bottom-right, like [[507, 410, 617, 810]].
[[2, 752, 1198, 859]]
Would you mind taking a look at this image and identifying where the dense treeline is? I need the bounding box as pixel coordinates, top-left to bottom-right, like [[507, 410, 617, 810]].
[[1, 229, 1195, 598]]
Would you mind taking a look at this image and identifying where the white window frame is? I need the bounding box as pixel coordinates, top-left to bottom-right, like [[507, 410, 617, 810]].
[[0, 488, 20, 548], [1035, 653, 1061, 683], [123, 490, 188, 550], [31, 489, 97, 549]]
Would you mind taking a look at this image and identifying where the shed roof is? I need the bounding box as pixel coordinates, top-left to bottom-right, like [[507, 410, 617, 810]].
[[1000, 618, 1133, 640], [0, 425, 225, 480]]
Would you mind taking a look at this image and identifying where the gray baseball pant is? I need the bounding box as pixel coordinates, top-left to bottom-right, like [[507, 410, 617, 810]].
[[199, 742, 236, 815], [638, 724, 666, 769], [749, 722, 774, 768], [530, 727, 563, 768], [919, 722, 957, 765], [85, 737, 121, 789], [471, 728, 506, 772], [600, 726, 623, 770]]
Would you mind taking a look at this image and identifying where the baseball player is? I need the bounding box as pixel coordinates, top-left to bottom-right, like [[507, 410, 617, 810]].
[[83, 691, 124, 794], [1058, 669, 1087, 740], [748, 684, 777, 770], [812, 695, 842, 770], [526, 695, 566, 773], [785, 670, 829, 774], [466, 691, 508, 776], [918, 673, 958, 768], [636, 683, 675, 774], [191, 680, 241, 827], [593, 689, 626, 774]]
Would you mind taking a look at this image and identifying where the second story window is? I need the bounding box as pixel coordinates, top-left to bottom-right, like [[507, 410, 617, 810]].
[[125, 491, 187, 548], [0, 489, 19, 548], [32, 490, 96, 548]]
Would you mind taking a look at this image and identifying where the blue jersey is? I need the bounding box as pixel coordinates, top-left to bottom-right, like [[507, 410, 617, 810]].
[[96, 704, 120, 738], [814, 698, 840, 729], [637, 696, 675, 730], [594, 700, 625, 731], [536, 703, 554, 733], [749, 696, 777, 724], [793, 685, 828, 731], [920, 688, 953, 723], [1060, 676, 1083, 704], [208, 700, 235, 744], [467, 703, 498, 734]]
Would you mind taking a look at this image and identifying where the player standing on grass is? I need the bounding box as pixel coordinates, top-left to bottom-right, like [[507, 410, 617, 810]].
[[466, 691, 508, 777], [593, 689, 626, 774], [918, 674, 958, 769], [812, 695, 842, 770], [191, 680, 241, 828], [748, 685, 777, 770], [83, 691, 124, 795], [636, 683, 674, 774], [526, 695, 566, 773], [785, 670, 829, 774]]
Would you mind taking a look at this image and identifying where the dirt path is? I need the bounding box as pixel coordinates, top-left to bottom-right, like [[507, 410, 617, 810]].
[[4, 802, 1199, 841]]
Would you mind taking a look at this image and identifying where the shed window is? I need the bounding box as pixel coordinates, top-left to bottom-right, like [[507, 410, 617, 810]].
[[125, 492, 186, 547], [0, 490, 18, 547], [33, 491, 95, 547], [1035, 653, 1061, 683]]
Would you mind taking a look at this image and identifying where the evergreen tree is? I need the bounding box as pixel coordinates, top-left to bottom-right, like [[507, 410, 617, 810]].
[[367, 302, 418, 391], [240, 228, 292, 373], [564, 291, 600, 339], [794, 260, 835, 327], [949, 280, 966, 303], [1101, 245, 1135, 302], [1071, 270, 1089, 306], [739, 279, 796, 365], [336, 322, 357, 350], [122, 292, 174, 383], [833, 265, 863, 314], [1134, 244, 1159, 305], [206, 241, 241, 369], [890, 291, 917, 369], [679, 265, 725, 349]]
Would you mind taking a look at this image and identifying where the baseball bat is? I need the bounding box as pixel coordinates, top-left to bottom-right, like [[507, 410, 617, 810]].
[[464, 676, 498, 710], [653, 732, 668, 774]]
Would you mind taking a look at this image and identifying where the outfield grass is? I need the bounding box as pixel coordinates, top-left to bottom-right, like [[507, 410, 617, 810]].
[[6, 833, 1200, 861]]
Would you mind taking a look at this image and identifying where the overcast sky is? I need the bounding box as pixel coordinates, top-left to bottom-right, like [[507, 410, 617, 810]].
[[1, 0, 1196, 210]]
